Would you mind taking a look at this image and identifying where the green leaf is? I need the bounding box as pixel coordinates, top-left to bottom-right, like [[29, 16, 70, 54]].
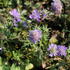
[[25, 63, 34, 70], [0, 57, 2, 65], [11, 64, 16, 70], [15, 66, 20, 70], [0, 66, 2, 70]]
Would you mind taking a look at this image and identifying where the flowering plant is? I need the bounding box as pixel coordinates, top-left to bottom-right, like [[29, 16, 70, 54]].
[[0, 0, 70, 70]]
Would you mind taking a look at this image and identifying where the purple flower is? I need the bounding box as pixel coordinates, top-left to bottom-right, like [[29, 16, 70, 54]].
[[9, 9, 21, 24], [14, 18, 21, 23], [48, 44, 67, 57], [57, 45, 67, 56], [0, 48, 2, 50], [51, 0, 63, 15], [29, 29, 42, 43], [9, 9, 20, 18], [48, 44, 58, 57], [29, 9, 41, 22], [29, 9, 47, 22]]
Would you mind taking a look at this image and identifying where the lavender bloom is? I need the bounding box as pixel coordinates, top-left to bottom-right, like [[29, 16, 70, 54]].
[[48, 44, 67, 57], [29, 9, 41, 22], [0, 48, 2, 56], [13, 18, 21, 23], [51, 0, 63, 15], [29, 29, 42, 43], [57, 45, 67, 56], [9, 9, 20, 18], [29, 9, 47, 22], [0, 48, 2, 51], [48, 44, 58, 57], [9, 9, 21, 24]]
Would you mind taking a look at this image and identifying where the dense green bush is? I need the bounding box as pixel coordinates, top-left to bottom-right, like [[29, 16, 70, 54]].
[[0, 0, 70, 70]]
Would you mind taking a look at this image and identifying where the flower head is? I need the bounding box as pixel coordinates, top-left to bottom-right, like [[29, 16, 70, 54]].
[[51, 0, 63, 15], [29, 9, 48, 22], [29, 29, 42, 43], [0, 48, 2, 51], [9, 9, 21, 24], [9, 9, 20, 18], [57, 45, 67, 56], [29, 9, 41, 22], [48, 44, 67, 57], [48, 44, 58, 57]]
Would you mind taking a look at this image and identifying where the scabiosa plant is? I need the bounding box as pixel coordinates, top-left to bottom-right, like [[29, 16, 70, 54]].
[[29, 29, 42, 44], [9, 9, 20, 18], [47, 44, 58, 57], [51, 0, 63, 15], [13, 18, 20, 27], [48, 43, 67, 57], [9, 9, 21, 25], [29, 9, 47, 22], [48, 44, 58, 57], [57, 45, 67, 56], [29, 9, 41, 22]]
